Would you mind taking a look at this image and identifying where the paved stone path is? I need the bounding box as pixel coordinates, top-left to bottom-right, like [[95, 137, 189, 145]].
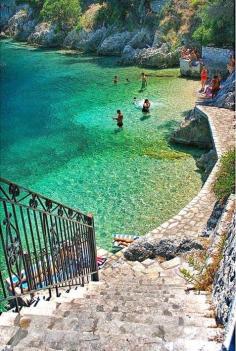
[[0, 255, 223, 351], [140, 106, 235, 242]]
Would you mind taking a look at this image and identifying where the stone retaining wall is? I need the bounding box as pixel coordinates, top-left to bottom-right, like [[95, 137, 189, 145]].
[[212, 196, 235, 326]]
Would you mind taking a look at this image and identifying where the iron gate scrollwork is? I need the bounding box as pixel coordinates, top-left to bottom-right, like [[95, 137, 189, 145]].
[[0, 178, 98, 309]]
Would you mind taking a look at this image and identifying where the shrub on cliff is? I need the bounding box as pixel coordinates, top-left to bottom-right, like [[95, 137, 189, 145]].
[[40, 0, 81, 29], [214, 150, 235, 202], [78, 3, 107, 30], [192, 0, 235, 47]]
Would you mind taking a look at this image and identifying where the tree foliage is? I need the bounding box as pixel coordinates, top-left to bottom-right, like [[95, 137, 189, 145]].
[[192, 0, 235, 47], [40, 0, 81, 29]]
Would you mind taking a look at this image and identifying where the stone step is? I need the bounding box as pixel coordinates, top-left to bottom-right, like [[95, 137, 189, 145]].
[[163, 338, 222, 351], [58, 310, 216, 329], [105, 276, 186, 286], [7, 328, 164, 351], [0, 312, 19, 327], [56, 301, 183, 316], [0, 337, 223, 351], [20, 300, 58, 317], [7, 320, 222, 350], [23, 313, 220, 340], [93, 320, 220, 342], [72, 290, 211, 308], [103, 283, 189, 293], [0, 325, 20, 346], [57, 295, 211, 316]]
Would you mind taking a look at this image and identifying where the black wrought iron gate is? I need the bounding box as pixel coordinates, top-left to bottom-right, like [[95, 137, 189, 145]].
[[0, 178, 98, 309]]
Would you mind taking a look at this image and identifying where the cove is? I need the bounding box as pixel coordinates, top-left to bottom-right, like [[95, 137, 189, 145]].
[[0, 40, 203, 250]]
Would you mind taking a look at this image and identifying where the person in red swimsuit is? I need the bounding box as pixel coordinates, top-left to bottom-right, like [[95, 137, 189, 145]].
[[200, 66, 208, 91]]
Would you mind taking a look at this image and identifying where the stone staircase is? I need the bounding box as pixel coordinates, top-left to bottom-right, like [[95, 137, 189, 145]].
[[0, 253, 223, 351]]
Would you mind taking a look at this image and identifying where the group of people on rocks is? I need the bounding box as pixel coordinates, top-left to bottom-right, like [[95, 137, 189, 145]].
[[200, 54, 235, 99], [112, 72, 150, 129], [181, 47, 200, 66]]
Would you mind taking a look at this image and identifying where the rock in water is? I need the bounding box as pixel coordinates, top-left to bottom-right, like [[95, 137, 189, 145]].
[[170, 110, 212, 149]]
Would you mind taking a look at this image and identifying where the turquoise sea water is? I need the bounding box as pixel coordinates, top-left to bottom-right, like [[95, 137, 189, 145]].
[[0, 40, 202, 249]]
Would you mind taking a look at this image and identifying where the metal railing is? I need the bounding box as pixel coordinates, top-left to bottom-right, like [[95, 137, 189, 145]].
[[0, 178, 98, 310]]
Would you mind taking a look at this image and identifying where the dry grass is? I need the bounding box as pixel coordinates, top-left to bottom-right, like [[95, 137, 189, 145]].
[[180, 232, 227, 292]]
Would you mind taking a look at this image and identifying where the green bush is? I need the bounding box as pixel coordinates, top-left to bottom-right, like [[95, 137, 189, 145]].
[[192, 0, 235, 47], [214, 150, 235, 202], [40, 0, 81, 29]]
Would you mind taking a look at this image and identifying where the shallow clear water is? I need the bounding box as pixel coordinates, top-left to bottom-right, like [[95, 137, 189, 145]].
[[0, 40, 202, 249]]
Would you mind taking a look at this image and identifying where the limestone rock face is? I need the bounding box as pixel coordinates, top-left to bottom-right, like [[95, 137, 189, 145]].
[[213, 72, 235, 110], [63, 29, 90, 50], [0, 0, 16, 29], [120, 43, 179, 68], [170, 111, 212, 149], [201, 72, 235, 111], [7, 7, 36, 41], [213, 213, 236, 325], [28, 22, 65, 47], [98, 31, 134, 56], [137, 45, 179, 68], [152, 30, 163, 48], [119, 45, 140, 65], [127, 29, 153, 49], [124, 237, 204, 262], [196, 149, 217, 180], [63, 27, 107, 52]]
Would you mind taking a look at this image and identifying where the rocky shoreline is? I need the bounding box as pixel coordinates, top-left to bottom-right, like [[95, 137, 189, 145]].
[[0, 3, 179, 68]]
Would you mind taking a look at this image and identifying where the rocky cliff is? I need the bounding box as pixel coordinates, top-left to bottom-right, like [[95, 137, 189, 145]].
[[200, 72, 235, 111], [0, 0, 181, 68], [170, 109, 213, 149]]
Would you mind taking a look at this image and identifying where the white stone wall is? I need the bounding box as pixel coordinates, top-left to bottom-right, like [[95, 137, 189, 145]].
[[180, 58, 201, 78]]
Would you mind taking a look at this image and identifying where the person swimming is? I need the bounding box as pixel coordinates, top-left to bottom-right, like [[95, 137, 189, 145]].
[[113, 75, 118, 84], [113, 110, 123, 128], [133, 97, 137, 104], [126, 78, 130, 83], [142, 99, 151, 113]]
